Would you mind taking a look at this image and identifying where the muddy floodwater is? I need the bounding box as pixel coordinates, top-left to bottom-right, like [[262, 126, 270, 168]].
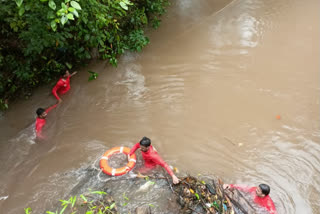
[[0, 0, 319, 213]]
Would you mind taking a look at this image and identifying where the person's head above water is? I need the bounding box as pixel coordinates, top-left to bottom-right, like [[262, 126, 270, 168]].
[[62, 70, 70, 79], [36, 108, 47, 119], [256, 184, 270, 198], [140, 136, 151, 152]]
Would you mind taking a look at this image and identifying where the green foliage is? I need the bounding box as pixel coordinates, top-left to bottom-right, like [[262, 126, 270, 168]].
[[24, 207, 32, 214], [25, 190, 117, 214], [90, 190, 107, 195], [0, 0, 169, 110]]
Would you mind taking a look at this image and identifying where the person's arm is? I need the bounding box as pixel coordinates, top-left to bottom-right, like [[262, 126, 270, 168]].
[[45, 104, 58, 114], [225, 184, 252, 193], [267, 198, 277, 214], [129, 143, 140, 156], [155, 155, 179, 184], [70, 71, 77, 77], [52, 82, 61, 100]]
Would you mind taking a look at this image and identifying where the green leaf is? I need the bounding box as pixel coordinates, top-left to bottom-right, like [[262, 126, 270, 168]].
[[109, 203, 115, 210], [148, 204, 155, 207], [59, 205, 67, 214], [48, 0, 56, 10], [24, 208, 32, 214], [123, 0, 132, 5], [119, 2, 128, 10], [68, 7, 75, 12], [51, 20, 57, 31], [65, 62, 72, 69], [67, 13, 74, 20], [70, 1, 81, 10], [47, 11, 55, 19], [25, 4, 31, 10], [90, 190, 106, 195], [84, 34, 90, 41], [71, 196, 77, 207], [59, 199, 70, 206], [61, 15, 68, 25], [194, 193, 200, 200], [65, 0, 70, 2], [80, 194, 87, 202], [15, 0, 23, 7], [72, 9, 79, 17], [40, 0, 48, 2], [46, 212, 57, 214], [19, 7, 25, 16], [61, 2, 67, 10]]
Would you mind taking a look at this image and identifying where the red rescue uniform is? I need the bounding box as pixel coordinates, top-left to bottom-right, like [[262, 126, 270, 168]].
[[129, 143, 174, 176], [35, 104, 57, 138], [230, 184, 277, 214], [52, 76, 70, 100]]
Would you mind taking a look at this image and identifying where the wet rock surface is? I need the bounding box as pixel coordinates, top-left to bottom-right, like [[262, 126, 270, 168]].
[[135, 205, 151, 214]]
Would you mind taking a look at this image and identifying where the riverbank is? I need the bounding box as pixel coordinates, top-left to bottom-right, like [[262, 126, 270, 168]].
[[0, 0, 169, 110]]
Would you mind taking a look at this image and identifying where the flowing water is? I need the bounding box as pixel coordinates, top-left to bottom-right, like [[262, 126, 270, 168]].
[[0, 0, 319, 213]]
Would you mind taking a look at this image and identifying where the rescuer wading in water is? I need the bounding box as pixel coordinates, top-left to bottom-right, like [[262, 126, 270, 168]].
[[35, 103, 58, 139], [223, 183, 277, 214], [52, 70, 77, 103], [129, 137, 180, 184]]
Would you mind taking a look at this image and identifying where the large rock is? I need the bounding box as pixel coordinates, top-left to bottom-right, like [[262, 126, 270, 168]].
[[135, 205, 151, 214]]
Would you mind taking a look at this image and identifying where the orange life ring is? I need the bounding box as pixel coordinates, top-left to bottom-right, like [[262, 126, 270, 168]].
[[100, 146, 136, 176]]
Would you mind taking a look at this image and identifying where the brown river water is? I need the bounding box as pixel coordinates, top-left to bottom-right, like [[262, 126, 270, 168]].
[[0, 0, 319, 213]]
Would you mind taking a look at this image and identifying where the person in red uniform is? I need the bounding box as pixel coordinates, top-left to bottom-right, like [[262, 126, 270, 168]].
[[35, 104, 58, 139], [129, 137, 180, 184], [223, 183, 277, 214], [52, 70, 77, 102]]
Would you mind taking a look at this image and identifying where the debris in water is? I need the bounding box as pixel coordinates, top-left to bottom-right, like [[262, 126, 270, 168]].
[[137, 181, 155, 192], [173, 176, 256, 214]]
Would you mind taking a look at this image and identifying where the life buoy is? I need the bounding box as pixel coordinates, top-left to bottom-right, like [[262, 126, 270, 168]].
[[100, 146, 136, 176]]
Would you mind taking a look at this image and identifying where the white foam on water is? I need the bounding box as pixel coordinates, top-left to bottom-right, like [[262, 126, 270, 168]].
[[0, 195, 8, 201]]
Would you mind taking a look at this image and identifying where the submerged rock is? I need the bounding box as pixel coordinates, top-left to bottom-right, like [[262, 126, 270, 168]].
[[135, 205, 151, 214]]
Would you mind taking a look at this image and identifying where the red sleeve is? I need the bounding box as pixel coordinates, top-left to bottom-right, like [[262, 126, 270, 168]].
[[229, 184, 252, 193], [45, 104, 58, 114], [266, 198, 277, 214], [52, 80, 62, 100], [154, 154, 174, 176], [129, 143, 140, 155]]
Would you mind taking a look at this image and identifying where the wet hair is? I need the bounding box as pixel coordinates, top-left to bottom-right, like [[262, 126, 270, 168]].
[[259, 184, 270, 196], [36, 108, 45, 116], [140, 137, 151, 147]]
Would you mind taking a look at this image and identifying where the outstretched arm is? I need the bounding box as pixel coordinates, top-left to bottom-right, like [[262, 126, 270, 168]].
[[45, 104, 58, 114], [224, 184, 251, 193], [70, 71, 77, 77], [129, 143, 140, 156], [52, 83, 61, 101], [156, 156, 179, 184]]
